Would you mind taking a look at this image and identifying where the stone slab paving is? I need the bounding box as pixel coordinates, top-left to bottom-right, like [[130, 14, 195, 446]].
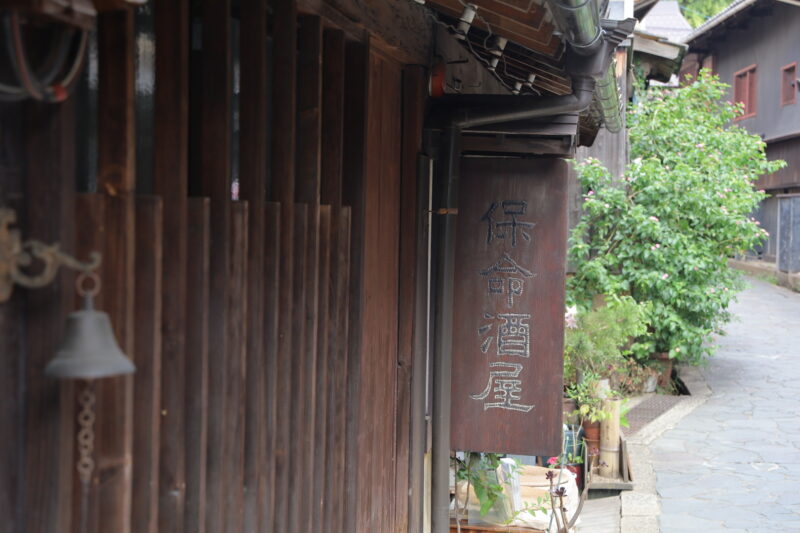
[[652, 278, 800, 532]]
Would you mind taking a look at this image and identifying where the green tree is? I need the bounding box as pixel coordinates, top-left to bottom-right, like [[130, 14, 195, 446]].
[[678, 0, 730, 28], [568, 71, 784, 364]]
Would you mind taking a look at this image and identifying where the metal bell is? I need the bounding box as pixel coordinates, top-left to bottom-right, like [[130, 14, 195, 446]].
[[46, 296, 135, 379]]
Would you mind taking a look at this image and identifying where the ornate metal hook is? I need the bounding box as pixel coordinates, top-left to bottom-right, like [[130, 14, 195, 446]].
[[0, 207, 101, 302]]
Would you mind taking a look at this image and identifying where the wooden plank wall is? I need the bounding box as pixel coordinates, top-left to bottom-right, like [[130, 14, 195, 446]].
[[2, 1, 429, 532]]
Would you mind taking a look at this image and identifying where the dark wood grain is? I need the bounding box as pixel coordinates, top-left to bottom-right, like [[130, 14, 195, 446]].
[[341, 39, 369, 533], [132, 197, 164, 533], [287, 203, 308, 533], [198, 1, 232, 531], [450, 158, 567, 457], [326, 206, 352, 533], [239, 2, 269, 530], [312, 205, 332, 529], [184, 198, 210, 533], [269, 1, 297, 530], [395, 65, 427, 533], [22, 97, 77, 533], [224, 202, 249, 532], [262, 202, 281, 533], [153, 0, 190, 529], [96, 10, 136, 532], [321, 29, 345, 207]]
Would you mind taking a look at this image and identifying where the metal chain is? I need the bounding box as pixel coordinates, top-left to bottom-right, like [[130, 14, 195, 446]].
[[76, 383, 96, 484]]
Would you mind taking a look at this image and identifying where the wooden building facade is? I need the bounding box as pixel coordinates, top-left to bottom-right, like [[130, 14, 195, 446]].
[[0, 0, 632, 531]]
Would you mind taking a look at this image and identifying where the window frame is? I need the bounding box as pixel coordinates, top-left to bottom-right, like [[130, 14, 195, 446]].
[[733, 64, 758, 121], [781, 62, 797, 107]]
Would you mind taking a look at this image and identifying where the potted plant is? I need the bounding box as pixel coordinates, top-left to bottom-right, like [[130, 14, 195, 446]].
[[565, 374, 610, 469]]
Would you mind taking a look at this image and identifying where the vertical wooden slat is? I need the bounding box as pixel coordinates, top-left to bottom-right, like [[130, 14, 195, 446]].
[[184, 198, 210, 533], [295, 15, 323, 533], [132, 197, 164, 533], [0, 104, 26, 533], [23, 97, 76, 533], [153, 0, 189, 529], [327, 206, 352, 533], [225, 202, 249, 532], [341, 39, 369, 533], [239, 1, 269, 531], [287, 203, 308, 533], [269, 0, 297, 530], [312, 205, 332, 529], [296, 15, 323, 204], [395, 65, 427, 533], [320, 29, 345, 207], [72, 194, 108, 533], [96, 9, 137, 532], [263, 202, 281, 533], [199, 0, 232, 530]]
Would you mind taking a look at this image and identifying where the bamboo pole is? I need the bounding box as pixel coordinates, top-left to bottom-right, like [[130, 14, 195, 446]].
[[599, 399, 620, 478]]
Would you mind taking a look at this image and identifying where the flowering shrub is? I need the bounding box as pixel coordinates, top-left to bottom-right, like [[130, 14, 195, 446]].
[[568, 71, 785, 364]]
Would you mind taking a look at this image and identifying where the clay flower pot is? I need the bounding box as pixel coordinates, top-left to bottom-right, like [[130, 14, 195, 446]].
[[581, 420, 601, 467], [652, 351, 673, 388]]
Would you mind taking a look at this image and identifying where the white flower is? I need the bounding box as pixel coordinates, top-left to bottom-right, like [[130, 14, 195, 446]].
[[564, 306, 578, 329]]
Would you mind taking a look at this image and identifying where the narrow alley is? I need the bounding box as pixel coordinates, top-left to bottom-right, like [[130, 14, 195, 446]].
[[653, 278, 800, 532]]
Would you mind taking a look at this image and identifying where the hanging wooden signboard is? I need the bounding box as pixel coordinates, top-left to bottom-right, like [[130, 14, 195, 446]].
[[450, 157, 567, 456]]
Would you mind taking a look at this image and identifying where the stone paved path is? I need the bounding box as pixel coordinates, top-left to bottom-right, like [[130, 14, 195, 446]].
[[652, 278, 800, 532]]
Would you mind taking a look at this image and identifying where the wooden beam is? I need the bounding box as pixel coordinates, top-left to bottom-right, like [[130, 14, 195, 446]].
[[132, 197, 163, 533], [198, 0, 232, 530], [184, 198, 210, 533], [238, 1, 269, 531], [153, 1, 189, 530], [96, 9, 137, 532], [269, 0, 297, 531], [321, 28, 345, 207]]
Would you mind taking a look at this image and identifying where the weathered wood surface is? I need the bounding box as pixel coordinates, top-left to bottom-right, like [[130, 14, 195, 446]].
[[326, 206, 352, 533], [198, 1, 232, 531], [270, 1, 297, 531], [153, 0, 189, 529], [321, 29, 345, 207], [132, 197, 163, 533], [239, 1, 269, 530], [341, 39, 369, 533], [262, 202, 282, 532], [288, 204, 309, 533], [22, 97, 77, 533], [224, 202, 249, 532], [312, 205, 332, 528], [184, 198, 210, 533], [96, 9, 137, 532], [395, 64, 427, 533]]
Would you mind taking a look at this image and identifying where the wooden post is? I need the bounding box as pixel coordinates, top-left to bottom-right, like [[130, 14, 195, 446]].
[[153, 0, 189, 530]]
